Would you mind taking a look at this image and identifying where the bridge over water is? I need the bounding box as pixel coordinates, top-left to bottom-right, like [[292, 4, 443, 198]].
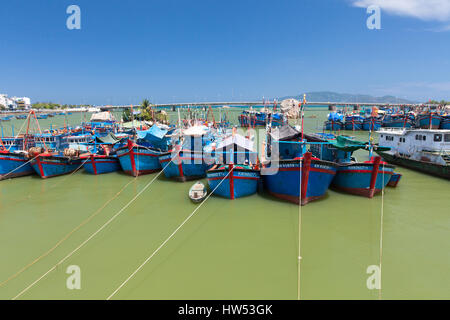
[[99, 101, 439, 110]]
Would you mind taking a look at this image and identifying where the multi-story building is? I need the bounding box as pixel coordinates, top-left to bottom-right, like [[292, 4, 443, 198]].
[[0, 94, 31, 109]]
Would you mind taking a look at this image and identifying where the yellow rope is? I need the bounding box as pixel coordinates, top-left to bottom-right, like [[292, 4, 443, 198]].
[[107, 166, 234, 300], [378, 162, 385, 300], [0, 178, 136, 289], [297, 157, 302, 300], [0, 155, 38, 180], [12, 151, 177, 300]]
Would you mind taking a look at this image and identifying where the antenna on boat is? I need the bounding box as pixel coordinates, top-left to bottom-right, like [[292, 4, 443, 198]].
[[301, 94, 306, 142]]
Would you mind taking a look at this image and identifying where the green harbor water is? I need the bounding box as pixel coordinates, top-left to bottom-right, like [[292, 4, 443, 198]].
[[0, 108, 449, 299]]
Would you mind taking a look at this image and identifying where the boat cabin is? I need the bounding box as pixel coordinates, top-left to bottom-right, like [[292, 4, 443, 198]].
[[378, 128, 450, 155], [215, 134, 257, 165]]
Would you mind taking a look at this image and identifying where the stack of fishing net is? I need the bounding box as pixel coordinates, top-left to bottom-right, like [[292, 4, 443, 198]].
[[280, 98, 300, 119]]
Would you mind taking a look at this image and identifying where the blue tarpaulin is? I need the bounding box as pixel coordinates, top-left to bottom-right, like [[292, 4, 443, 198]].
[[137, 125, 168, 141], [136, 125, 170, 151]]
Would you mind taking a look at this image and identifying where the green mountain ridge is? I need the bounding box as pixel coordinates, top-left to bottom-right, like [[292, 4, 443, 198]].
[[279, 91, 416, 104]]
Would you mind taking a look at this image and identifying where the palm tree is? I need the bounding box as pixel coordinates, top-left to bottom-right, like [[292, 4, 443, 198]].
[[142, 99, 150, 109], [141, 99, 152, 121]]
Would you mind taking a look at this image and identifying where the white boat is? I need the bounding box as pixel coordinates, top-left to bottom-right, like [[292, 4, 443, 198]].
[[376, 128, 450, 179]]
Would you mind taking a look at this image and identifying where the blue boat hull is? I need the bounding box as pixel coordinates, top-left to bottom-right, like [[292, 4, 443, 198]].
[[387, 172, 402, 187], [239, 114, 284, 127], [159, 150, 211, 181], [263, 154, 338, 205], [344, 119, 363, 130], [82, 155, 120, 175], [207, 165, 260, 199], [116, 141, 162, 177], [325, 121, 343, 131], [417, 114, 441, 129], [383, 119, 413, 128], [31, 154, 82, 178], [440, 117, 450, 129], [0, 152, 34, 180], [332, 159, 395, 198], [362, 118, 382, 131]]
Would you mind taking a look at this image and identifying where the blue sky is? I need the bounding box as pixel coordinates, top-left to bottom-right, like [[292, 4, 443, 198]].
[[1, 0, 449, 104]]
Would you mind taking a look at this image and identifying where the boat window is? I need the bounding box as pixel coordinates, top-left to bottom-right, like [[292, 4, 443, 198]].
[[434, 134, 442, 142], [423, 136, 426, 141], [445, 134, 450, 142], [415, 135, 419, 140]]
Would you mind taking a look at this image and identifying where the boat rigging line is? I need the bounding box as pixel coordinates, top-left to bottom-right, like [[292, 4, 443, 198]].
[[107, 167, 235, 300], [11, 156, 177, 300], [0, 155, 39, 180], [298, 156, 303, 301], [0, 178, 136, 290], [379, 162, 385, 300]]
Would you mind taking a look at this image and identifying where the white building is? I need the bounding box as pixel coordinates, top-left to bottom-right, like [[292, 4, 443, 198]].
[[0, 94, 31, 109]]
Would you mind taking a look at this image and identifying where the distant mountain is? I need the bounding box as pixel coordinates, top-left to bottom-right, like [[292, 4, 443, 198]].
[[279, 91, 415, 104]]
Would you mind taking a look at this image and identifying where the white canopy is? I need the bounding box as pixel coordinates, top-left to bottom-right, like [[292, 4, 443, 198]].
[[183, 125, 209, 136], [90, 111, 115, 122], [216, 134, 254, 151]]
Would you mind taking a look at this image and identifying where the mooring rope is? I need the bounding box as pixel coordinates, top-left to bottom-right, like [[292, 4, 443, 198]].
[[0, 154, 38, 180], [107, 166, 234, 300], [0, 178, 136, 289], [3, 156, 90, 209], [12, 155, 175, 300], [46, 156, 90, 189], [6, 117, 27, 152], [378, 162, 385, 300], [297, 157, 302, 301]]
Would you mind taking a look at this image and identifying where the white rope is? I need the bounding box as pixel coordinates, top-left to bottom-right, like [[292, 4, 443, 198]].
[[378, 162, 385, 300], [107, 166, 234, 300], [0, 178, 136, 289], [0, 155, 38, 180], [6, 115, 28, 152], [297, 156, 302, 300], [12, 159, 172, 300]]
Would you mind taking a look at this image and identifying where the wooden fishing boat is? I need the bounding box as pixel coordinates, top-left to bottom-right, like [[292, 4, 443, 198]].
[[159, 149, 211, 181], [0, 116, 13, 121], [116, 140, 162, 176], [207, 164, 259, 199], [30, 152, 82, 178], [416, 113, 441, 129], [238, 110, 285, 127], [265, 128, 338, 205], [267, 124, 304, 159], [159, 125, 213, 181], [333, 157, 395, 197], [387, 172, 402, 187], [362, 116, 382, 131], [206, 134, 260, 199], [189, 181, 207, 203], [383, 114, 414, 128], [263, 152, 338, 205], [0, 150, 34, 180], [440, 115, 450, 129], [0, 113, 39, 180], [344, 115, 364, 130], [324, 112, 344, 131], [81, 154, 120, 175], [307, 133, 397, 198]]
